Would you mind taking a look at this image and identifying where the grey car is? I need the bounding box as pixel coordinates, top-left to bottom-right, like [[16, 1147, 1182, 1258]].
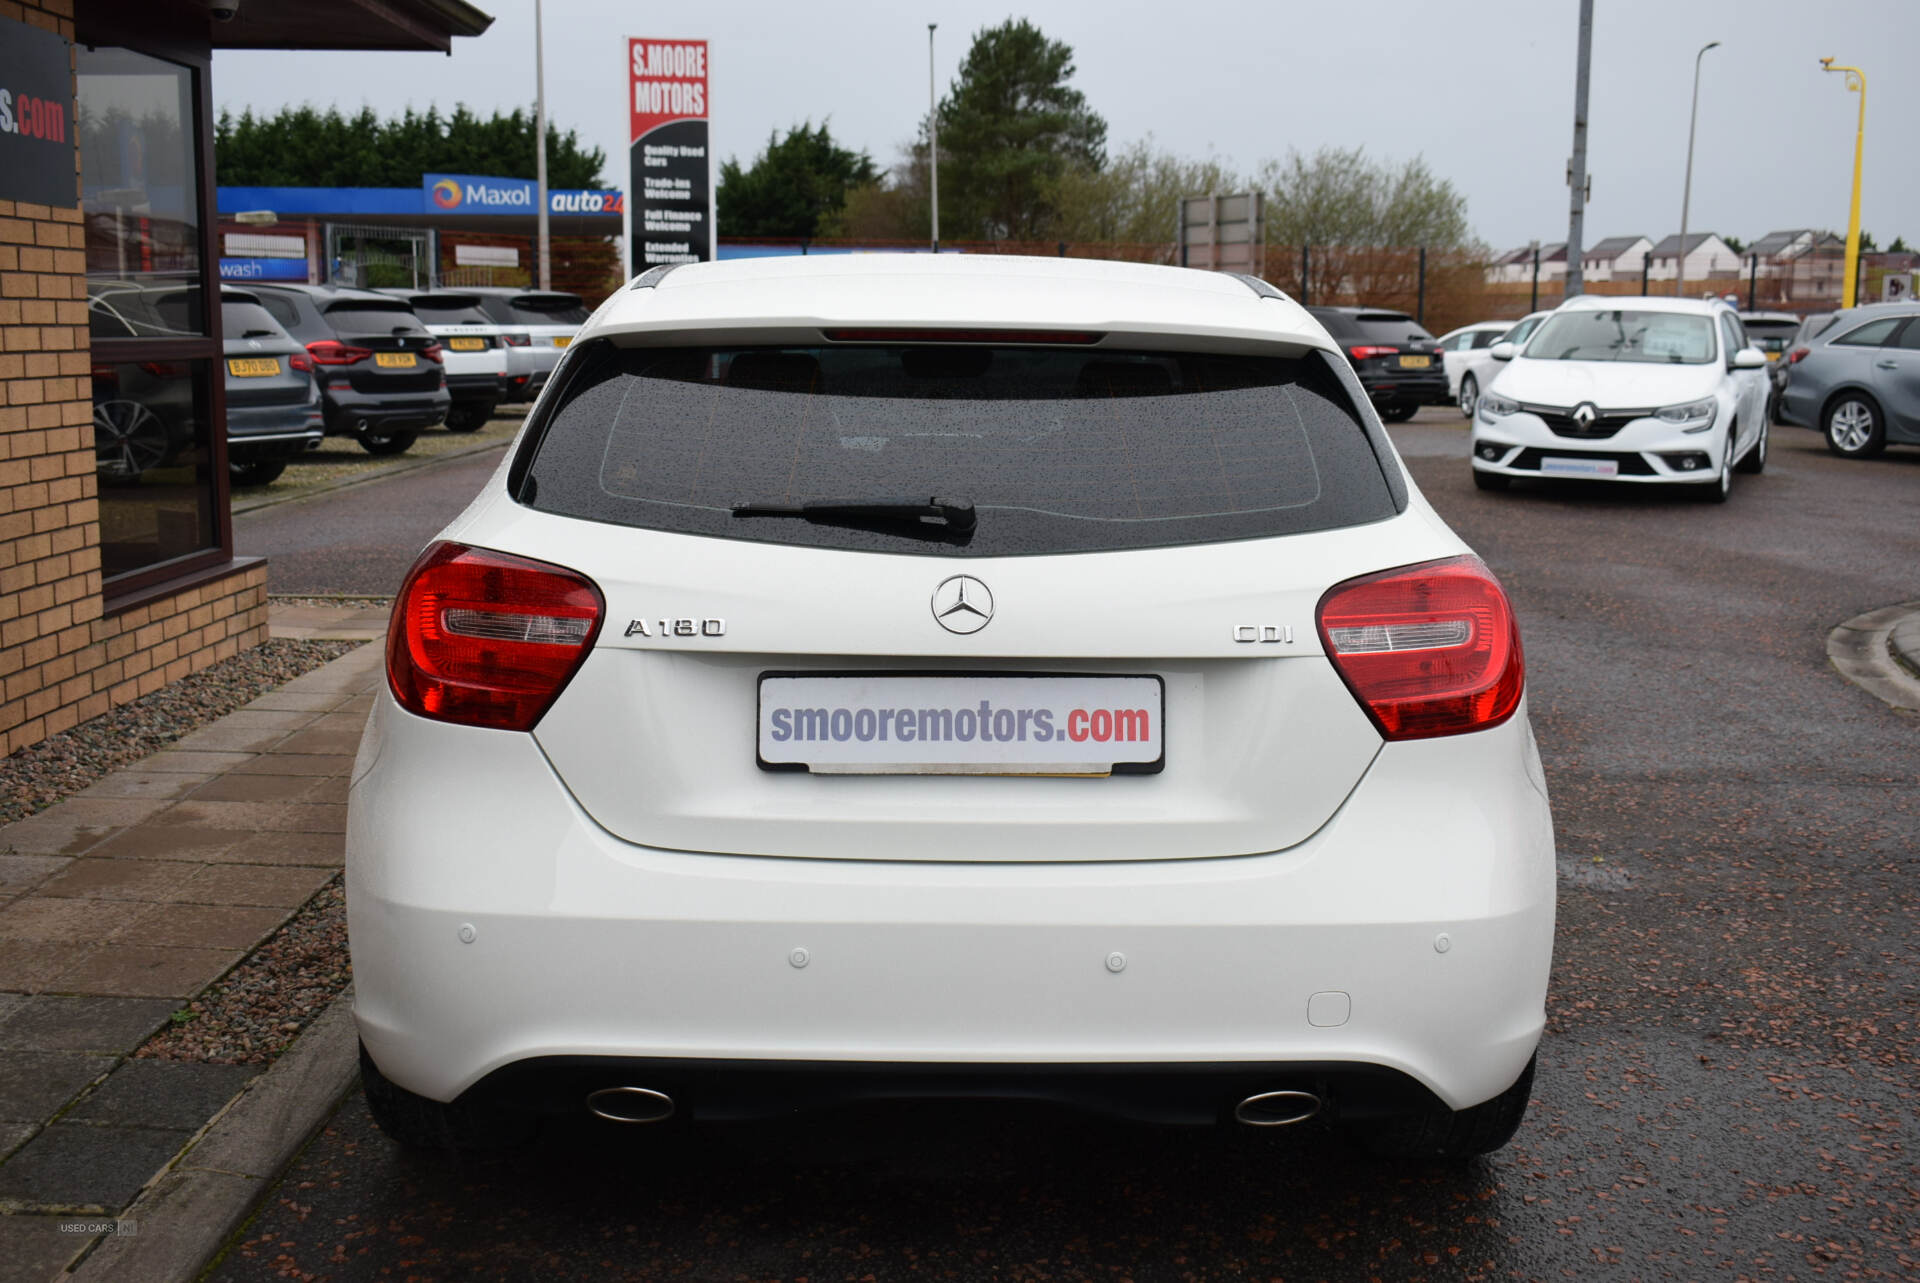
[[221, 290, 325, 486], [1778, 303, 1920, 458]]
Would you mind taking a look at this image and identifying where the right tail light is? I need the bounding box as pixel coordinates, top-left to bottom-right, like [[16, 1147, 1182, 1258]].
[[306, 339, 372, 366], [1786, 346, 1810, 364], [1316, 555, 1525, 740], [387, 542, 605, 732]]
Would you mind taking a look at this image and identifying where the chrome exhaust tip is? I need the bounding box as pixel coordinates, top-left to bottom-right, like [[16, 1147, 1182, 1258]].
[[1233, 1090, 1321, 1127], [585, 1086, 676, 1125]]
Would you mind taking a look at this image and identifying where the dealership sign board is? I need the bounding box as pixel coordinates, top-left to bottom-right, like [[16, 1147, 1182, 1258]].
[[421, 173, 624, 217], [0, 17, 76, 208], [627, 38, 712, 273]]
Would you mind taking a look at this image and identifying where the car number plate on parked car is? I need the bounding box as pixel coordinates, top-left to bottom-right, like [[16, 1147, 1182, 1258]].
[[225, 358, 280, 377], [1540, 456, 1619, 478], [447, 337, 486, 351], [375, 352, 417, 368], [551, 336, 572, 348], [1398, 355, 1431, 369], [758, 674, 1165, 776]]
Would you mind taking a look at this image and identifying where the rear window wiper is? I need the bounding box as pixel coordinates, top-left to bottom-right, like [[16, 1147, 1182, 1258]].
[[730, 496, 976, 538]]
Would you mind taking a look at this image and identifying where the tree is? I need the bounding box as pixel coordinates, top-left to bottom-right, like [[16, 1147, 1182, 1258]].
[[1256, 146, 1470, 251], [717, 123, 877, 239], [1723, 234, 1746, 255], [925, 19, 1107, 241], [214, 104, 605, 188], [1856, 229, 1878, 251], [1044, 139, 1241, 245], [1889, 235, 1912, 254]]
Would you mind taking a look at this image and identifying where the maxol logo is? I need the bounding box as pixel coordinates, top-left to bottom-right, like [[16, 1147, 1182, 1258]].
[[431, 179, 464, 209]]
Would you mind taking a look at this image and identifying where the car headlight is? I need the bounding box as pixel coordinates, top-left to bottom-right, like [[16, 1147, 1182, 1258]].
[[1477, 392, 1520, 421], [1655, 397, 1717, 432]]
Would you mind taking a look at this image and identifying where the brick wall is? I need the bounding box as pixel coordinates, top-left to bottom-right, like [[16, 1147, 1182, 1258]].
[[0, 0, 270, 756]]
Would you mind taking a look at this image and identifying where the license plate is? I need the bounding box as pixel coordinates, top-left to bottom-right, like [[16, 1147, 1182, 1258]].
[[375, 352, 417, 369], [758, 674, 1165, 776], [1540, 456, 1619, 478], [1398, 354, 1431, 369], [1764, 351, 1780, 361], [551, 335, 571, 348], [447, 337, 486, 352], [226, 357, 280, 377]]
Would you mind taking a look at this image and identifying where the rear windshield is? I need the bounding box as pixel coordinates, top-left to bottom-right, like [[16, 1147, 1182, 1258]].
[[478, 295, 590, 326], [518, 343, 1399, 557], [408, 298, 492, 325], [322, 303, 425, 336], [1349, 313, 1433, 344], [222, 301, 285, 338]]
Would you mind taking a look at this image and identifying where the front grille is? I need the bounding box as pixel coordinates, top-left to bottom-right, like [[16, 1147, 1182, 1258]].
[[1511, 447, 1655, 476], [1523, 404, 1651, 440]]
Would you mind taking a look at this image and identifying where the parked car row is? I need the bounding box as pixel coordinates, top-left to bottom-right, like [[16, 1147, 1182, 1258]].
[[84, 278, 591, 485]]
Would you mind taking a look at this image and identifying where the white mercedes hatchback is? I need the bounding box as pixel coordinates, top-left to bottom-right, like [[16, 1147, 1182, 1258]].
[[1470, 295, 1772, 499], [349, 255, 1556, 1160]]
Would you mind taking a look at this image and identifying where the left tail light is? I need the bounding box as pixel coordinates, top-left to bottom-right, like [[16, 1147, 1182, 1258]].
[[387, 542, 605, 731], [1316, 555, 1525, 741], [1347, 345, 1400, 361]]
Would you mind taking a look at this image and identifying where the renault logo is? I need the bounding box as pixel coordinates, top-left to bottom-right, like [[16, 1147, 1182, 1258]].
[[1572, 402, 1598, 428], [931, 575, 993, 634]]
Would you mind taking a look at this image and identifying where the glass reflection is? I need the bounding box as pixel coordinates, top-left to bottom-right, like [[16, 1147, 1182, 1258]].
[[91, 360, 215, 577]]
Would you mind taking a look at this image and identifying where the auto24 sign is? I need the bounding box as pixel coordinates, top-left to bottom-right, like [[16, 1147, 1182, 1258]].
[[627, 38, 711, 274], [0, 17, 76, 209]]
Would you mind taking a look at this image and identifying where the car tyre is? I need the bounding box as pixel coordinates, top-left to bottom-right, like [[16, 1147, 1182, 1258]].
[[228, 457, 287, 487], [443, 403, 494, 433], [1693, 429, 1734, 503], [1459, 374, 1478, 420], [1823, 393, 1886, 458], [1378, 404, 1417, 423], [1348, 1054, 1535, 1161], [1735, 419, 1767, 474], [1471, 467, 1510, 492], [356, 427, 418, 456], [360, 1043, 536, 1152]]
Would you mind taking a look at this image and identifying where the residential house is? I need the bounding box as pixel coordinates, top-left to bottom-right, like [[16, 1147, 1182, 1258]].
[[1580, 236, 1651, 282], [1645, 233, 1741, 282]]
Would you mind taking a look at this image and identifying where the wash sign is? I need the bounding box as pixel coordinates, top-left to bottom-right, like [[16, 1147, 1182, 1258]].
[[422, 174, 624, 216]]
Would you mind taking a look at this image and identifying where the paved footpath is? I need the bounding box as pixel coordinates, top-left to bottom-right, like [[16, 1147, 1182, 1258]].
[[0, 606, 383, 1281]]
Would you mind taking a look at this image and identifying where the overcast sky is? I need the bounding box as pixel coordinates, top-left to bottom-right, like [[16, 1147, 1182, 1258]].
[[213, 0, 1918, 251]]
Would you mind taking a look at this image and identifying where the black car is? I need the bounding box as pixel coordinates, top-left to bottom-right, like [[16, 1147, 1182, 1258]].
[[248, 284, 450, 455], [220, 289, 324, 485], [1305, 306, 1450, 421]]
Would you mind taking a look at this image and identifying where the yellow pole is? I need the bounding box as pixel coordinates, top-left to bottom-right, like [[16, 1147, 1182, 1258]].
[[1821, 58, 1866, 308]]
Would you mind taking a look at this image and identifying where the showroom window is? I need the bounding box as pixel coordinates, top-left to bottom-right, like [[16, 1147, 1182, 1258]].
[[77, 41, 229, 593]]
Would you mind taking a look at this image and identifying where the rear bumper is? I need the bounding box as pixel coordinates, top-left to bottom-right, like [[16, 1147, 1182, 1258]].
[[1359, 373, 1452, 406], [348, 695, 1556, 1113], [446, 372, 505, 404], [322, 388, 450, 435]]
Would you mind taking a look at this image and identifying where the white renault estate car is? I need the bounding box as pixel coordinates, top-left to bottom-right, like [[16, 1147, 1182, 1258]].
[[349, 255, 1556, 1161], [1470, 295, 1771, 500]]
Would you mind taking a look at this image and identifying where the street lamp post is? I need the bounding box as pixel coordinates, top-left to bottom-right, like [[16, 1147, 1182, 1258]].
[[928, 23, 939, 254], [1676, 40, 1720, 299], [534, 0, 549, 291], [1820, 58, 1867, 308]]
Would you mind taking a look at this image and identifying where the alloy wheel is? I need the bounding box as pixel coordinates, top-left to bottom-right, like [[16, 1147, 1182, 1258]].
[[93, 400, 171, 481], [1828, 401, 1874, 453], [1460, 375, 1478, 419]]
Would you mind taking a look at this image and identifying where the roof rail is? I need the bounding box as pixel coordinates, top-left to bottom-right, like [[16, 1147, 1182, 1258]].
[[1222, 272, 1290, 301], [629, 263, 683, 291]]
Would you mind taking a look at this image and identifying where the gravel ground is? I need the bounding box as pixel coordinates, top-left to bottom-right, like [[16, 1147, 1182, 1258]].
[[0, 639, 362, 825], [139, 876, 348, 1065], [233, 413, 520, 510]]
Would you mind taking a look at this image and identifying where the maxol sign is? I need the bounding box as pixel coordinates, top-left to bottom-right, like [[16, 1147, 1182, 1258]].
[[422, 174, 624, 217]]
